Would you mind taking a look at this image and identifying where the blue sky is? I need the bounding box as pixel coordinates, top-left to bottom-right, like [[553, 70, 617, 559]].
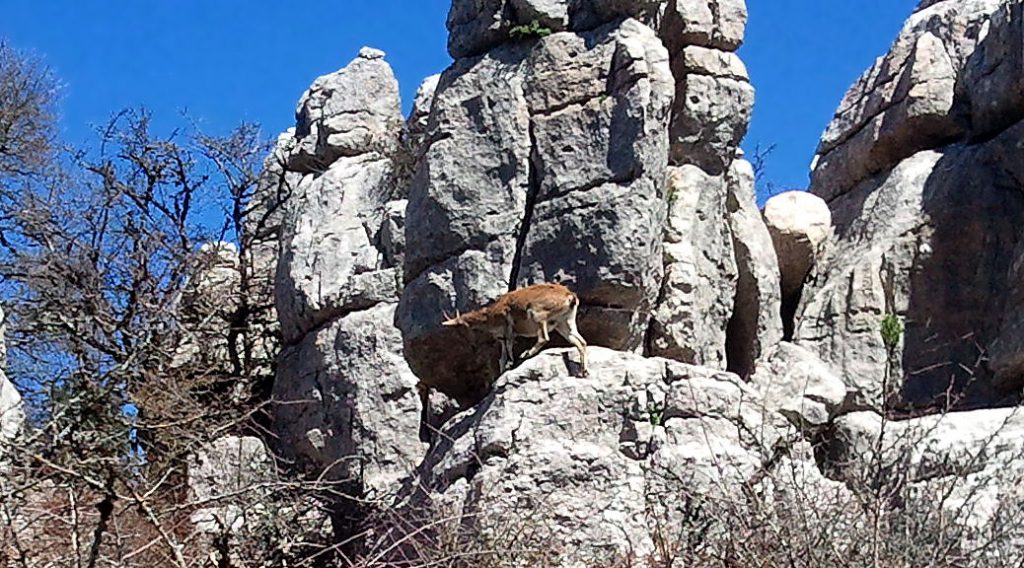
[[1, 1, 915, 197]]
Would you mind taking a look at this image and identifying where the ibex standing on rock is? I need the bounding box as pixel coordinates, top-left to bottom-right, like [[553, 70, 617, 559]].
[[442, 283, 589, 377]]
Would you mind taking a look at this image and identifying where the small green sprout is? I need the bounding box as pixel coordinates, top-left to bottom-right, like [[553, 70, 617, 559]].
[[880, 313, 903, 351], [509, 20, 553, 40], [647, 400, 665, 427]]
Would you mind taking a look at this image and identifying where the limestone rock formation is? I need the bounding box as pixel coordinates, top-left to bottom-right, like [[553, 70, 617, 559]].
[[446, 0, 664, 59], [667, 44, 753, 173], [401, 0, 773, 402], [274, 303, 424, 497], [0, 309, 22, 465], [407, 74, 440, 149], [405, 347, 810, 565], [267, 48, 425, 497], [275, 152, 402, 342], [289, 46, 404, 171], [399, 19, 675, 403], [0, 307, 20, 452], [648, 164, 735, 368], [751, 342, 847, 431], [810, 0, 1005, 200], [725, 158, 783, 378], [172, 242, 243, 374], [0, 372, 22, 464], [798, 0, 1024, 412]]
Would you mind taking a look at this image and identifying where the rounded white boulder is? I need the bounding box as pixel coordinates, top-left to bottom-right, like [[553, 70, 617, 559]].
[[762, 191, 832, 298]]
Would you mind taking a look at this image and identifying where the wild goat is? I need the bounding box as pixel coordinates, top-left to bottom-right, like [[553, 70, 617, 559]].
[[442, 282, 589, 377]]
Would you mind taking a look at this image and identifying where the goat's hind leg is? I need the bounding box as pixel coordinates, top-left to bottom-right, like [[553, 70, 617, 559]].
[[499, 339, 510, 373], [555, 321, 589, 377], [522, 319, 550, 360]]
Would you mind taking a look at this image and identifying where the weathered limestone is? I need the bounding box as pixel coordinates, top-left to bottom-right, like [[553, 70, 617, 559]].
[[289, 47, 404, 172], [0, 374, 22, 464], [648, 165, 736, 369], [405, 347, 798, 566], [811, 0, 1006, 200], [274, 303, 424, 496], [275, 153, 402, 343], [188, 436, 273, 533], [801, 0, 1024, 411], [725, 158, 783, 378], [668, 45, 754, 172], [762, 190, 832, 317], [171, 242, 244, 374], [751, 342, 847, 431], [268, 48, 426, 498], [825, 407, 1024, 551], [398, 20, 674, 403], [800, 124, 1024, 413], [445, 0, 665, 59]]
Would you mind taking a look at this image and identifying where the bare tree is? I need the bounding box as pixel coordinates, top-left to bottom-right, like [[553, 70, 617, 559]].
[[0, 94, 340, 564], [0, 42, 57, 183], [2, 109, 265, 448]]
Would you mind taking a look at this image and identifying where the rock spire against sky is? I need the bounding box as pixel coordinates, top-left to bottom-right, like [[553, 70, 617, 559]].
[[0, 0, 915, 197]]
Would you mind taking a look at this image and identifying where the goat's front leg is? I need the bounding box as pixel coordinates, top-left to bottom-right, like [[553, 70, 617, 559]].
[[499, 316, 516, 373]]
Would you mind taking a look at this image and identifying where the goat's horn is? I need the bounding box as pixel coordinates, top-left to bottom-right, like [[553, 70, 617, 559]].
[[442, 310, 452, 321]]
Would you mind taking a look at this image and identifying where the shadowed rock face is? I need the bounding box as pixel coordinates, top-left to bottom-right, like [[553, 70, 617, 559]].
[[800, 0, 1024, 412]]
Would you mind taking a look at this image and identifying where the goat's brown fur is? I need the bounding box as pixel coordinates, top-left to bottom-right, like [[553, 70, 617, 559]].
[[442, 283, 589, 377]]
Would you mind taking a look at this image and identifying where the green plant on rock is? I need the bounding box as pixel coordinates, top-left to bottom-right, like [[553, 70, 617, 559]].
[[880, 313, 903, 352], [647, 400, 665, 427], [509, 20, 553, 40], [879, 313, 904, 413], [666, 183, 678, 206]]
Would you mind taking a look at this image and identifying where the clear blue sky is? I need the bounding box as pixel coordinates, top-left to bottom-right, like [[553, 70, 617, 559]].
[[1, 1, 916, 197]]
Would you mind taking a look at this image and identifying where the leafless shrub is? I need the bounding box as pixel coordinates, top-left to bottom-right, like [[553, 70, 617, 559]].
[[0, 92, 342, 565], [344, 491, 568, 567], [0, 42, 57, 183], [633, 409, 1024, 568]]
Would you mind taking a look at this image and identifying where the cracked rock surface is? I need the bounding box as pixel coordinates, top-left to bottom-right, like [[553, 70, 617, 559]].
[[810, 0, 1012, 200], [403, 347, 803, 566], [398, 0, 771, 404]]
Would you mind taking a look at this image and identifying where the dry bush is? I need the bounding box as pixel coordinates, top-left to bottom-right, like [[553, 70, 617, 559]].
[[324, 401, 1024, 568], [0, 54, 338, 565], [632, 413, 1024, 567], [345, 495, 567, 567], [0, 42, 56, 182]]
